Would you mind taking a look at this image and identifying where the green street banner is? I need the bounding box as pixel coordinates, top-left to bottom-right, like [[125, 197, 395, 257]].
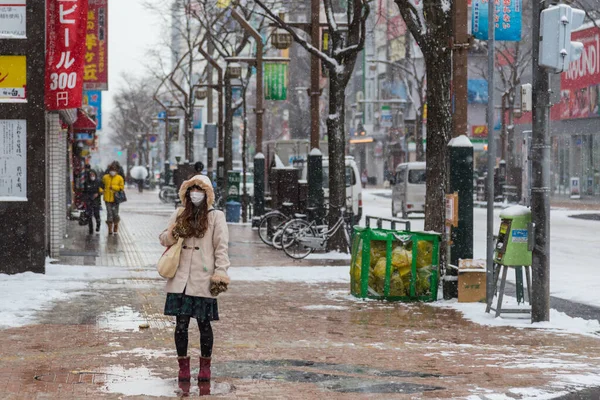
[[264, 63, 288, 101]]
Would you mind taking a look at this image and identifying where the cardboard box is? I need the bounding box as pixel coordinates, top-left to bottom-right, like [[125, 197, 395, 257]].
[[458, 259, 487, 303]]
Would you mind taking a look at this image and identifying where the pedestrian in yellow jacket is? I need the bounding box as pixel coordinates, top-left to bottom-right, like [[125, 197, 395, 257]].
[[101, 163, 125, 235]]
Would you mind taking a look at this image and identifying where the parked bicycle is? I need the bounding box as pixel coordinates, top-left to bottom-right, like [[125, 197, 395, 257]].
[[159, 185, 178, 204], [278, 202, 355, 259]]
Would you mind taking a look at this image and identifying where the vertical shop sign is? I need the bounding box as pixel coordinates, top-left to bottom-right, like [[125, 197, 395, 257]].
[[0, 55, 27, 102], [45, 0, 88, 110], [264, 63, 288, 101], [83, 0, 108, 90], [83, 90, 102, 129], [0, 120, 27, 201], [0, 0, 26, 39], [472, 0, 522, 41]]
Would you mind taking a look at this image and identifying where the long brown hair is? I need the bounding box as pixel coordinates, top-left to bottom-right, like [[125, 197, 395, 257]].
[[174, 187, 209, 238]]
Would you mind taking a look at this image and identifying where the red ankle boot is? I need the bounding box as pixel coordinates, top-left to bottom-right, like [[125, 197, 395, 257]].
[[177, 356, 191, 382], [198, 356, 211, 381]]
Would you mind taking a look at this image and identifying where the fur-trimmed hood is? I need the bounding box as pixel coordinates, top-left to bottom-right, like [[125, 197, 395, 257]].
[[178, 174, 215, 207]]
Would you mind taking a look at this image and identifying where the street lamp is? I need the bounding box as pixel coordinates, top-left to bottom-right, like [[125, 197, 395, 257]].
[[226, 62, 242, 79], [195, 86, 209, 101], [271, 12, 293, 50]]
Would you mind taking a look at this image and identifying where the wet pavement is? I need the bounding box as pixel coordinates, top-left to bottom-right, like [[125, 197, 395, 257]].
[[1, 190, 600, 399]]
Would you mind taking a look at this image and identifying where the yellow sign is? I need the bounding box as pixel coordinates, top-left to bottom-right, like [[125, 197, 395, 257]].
[[216, 0, 231, 8], [0, 56, 27, 102]]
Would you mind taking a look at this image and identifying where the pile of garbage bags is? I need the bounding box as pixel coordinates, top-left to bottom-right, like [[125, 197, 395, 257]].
[[351, 238, 434, 298]]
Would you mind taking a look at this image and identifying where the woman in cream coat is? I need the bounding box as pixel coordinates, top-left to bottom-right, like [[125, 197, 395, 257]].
[[159, 174, 230, 383]]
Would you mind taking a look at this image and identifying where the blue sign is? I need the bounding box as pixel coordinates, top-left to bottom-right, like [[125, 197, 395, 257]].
[[193, 108, 202, 129], [75, 133, 94, 141], [472, 0, 522, 41], [158, 111, 166, 120], [511, 229, 528, 243], [84, 91, 102, 130], [467, 80, 488, 104]]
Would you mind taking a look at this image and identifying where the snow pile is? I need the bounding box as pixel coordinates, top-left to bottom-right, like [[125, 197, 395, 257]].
[[305, 251, 351, 261], [432, 297, 600, 338], [0, 263, 156, 329], [448, 135, 473, 148], [231, 266, 350, 283], [499, 205, 531, 218]]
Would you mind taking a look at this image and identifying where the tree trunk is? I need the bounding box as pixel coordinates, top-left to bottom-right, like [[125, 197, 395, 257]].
[[326, 73, 348, 252], [185, 98, 194, 162], [423, 46, 452, 238]]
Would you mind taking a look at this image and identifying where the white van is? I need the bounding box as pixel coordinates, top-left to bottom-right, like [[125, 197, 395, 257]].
[[302, 156, 363, 224], [391, 162, 426, 218]]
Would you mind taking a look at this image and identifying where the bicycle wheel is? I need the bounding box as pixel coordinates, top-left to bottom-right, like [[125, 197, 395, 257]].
[[282, 219, 316, 259], [258, 212, 287, 247]]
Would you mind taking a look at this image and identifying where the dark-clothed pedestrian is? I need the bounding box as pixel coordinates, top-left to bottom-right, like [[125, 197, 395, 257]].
[[101, 163, 125, 235], [83, 170, 102, 234], [159, 174, 230, 383]]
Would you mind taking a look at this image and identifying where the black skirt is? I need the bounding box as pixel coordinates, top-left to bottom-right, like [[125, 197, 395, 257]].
[[164, 292, 219, 322]]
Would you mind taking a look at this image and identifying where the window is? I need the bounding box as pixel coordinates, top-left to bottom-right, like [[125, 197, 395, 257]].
[[396, 168, 406, 184], [408, 169, 426, 184], [322, 167, 355, 188]]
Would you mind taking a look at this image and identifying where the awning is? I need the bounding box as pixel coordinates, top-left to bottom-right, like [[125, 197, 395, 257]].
[[72, 108, 97, 131]]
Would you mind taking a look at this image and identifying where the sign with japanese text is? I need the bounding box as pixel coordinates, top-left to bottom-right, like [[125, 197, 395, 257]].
[[0, 55, 26, 102], [0, 0, 26, 39], [0, 120, 27, 201], [471, 125, 488, 138], [83, 0, 108, 91], [83, 90, 102, 129], [552, 26, 600, 120], [264, 63, 288, 101], [45, 0, 88, 110], [472, 0, 522, 41]]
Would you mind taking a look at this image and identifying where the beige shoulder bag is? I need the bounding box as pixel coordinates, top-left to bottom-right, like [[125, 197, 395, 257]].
[[157, 208, 184, 279]]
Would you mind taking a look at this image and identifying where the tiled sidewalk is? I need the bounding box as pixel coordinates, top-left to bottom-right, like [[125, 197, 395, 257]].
[[1, 190, 600, 399]]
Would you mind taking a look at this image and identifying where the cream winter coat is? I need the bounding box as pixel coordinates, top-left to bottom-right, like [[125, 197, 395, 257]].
[[159, 175, 230, 298]]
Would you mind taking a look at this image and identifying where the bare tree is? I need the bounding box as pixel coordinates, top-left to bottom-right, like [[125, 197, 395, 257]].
[[252, 0, 370, 251], [392, 0, 452, 237], [109, 73, 160, 168]]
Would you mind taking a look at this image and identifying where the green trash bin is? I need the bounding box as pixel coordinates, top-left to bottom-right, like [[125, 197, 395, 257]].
[[350, 217, 441, 302]]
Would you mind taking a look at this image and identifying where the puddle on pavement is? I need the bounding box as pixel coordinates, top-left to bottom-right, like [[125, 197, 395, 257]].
[[100, 365, 232, 398], [215, 359, 443, 394], [96, 306, 147, 332]]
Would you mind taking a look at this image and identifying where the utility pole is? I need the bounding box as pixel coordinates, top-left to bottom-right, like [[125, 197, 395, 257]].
[[530, 0, 550, 323], [446, 0, 473, 298], [485, 0, 497, 303]]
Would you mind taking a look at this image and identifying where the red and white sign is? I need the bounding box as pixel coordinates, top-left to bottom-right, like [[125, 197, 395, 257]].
[[552, 26, 600, 120], [45, 0, 88, 110], [83, 0, 108, 91]]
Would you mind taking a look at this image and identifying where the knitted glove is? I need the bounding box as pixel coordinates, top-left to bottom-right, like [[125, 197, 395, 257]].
[[210, 274, 230, 297]]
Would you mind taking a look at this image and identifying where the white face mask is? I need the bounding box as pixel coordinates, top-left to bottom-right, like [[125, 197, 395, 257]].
[[109, 171, 116, 177], [90, 176, 96, 181], [190, 192, 205, 206]]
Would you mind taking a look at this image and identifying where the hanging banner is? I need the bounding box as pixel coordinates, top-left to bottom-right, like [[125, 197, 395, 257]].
[[264, 63, 288, 101], [45, 0, 88, 110], [0, 0, 26, 39], [0, 120, 27, 201], [83, 90, 102, 130], [193, 107, 202, 129], [0, 56, 27, 102], [472, 0, 522, 41], [83, 0, 108, 91]]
